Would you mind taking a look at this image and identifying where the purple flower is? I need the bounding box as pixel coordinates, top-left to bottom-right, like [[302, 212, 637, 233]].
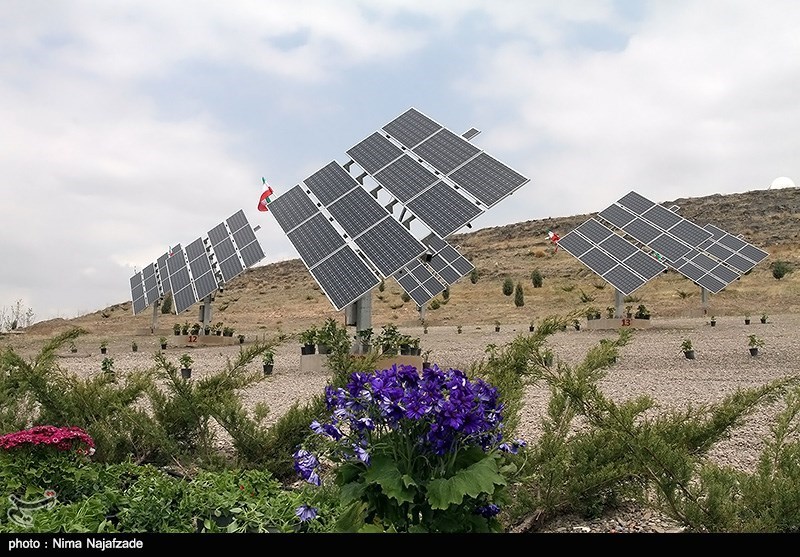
[[476, 503, 500, 518], [295, 504, 318, 522], [499, 438, 527, 454], [293, 449, 320, 485], [352, 444, 370, 465]]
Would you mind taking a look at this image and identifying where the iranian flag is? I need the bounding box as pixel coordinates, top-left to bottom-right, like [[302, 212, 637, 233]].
[[258, 178, 274, 212]]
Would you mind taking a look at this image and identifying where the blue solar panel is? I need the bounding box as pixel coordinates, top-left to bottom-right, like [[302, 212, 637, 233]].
[[414, 128, 480, 174], [269, 185, 319, 233], [382, 108, 442, 148], [304, 161, 360, 205], [347, 132, 403, 175]]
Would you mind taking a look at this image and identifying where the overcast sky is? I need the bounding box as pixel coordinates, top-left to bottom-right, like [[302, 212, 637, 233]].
[[2, 0, 799, 323]]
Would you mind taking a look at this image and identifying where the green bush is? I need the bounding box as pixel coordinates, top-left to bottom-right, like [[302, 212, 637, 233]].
[[470, 268, 479, 284], [161, 292, 173, 314], [531, 269, 543, 288], [429, 299, 441, 310], [772, 260, 793, 280], [514, 282, 524, 307], [502, 278, 514, 296]]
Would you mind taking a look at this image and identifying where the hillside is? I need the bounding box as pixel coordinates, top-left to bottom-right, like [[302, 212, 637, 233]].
[[27, 187, 800, 339]]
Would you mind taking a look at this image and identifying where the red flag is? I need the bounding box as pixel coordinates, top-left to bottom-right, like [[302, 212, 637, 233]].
[[258, 186, 274, 212]]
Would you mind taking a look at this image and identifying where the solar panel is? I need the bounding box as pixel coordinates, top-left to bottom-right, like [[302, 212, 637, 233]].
[[617, 191, 655, 214], [226, 210, 248, 233], [623, 218, 662, 245], [421, 233, 448, 253], [304, 161, 360, 205], [157, 251, 174, 296], [327, 187, 390, 237], [599, 233, 639, 261], [212, 236, 236, 263], [288, 213, 347, 268], [649, 234, 692, 263], [429, 255, 462, 284], [689, 251, 717, 272], [705, 241, 735, 261], [131, 273, 147, 315], [448, 152, 529, 207], [185, 238, 206, 262], [597, 203, 636, 228], [232, 226, 257, 253], [676, 260, 706, 282], [143, 263, 159, 306], [414, 128, 480, 174], [709, 264, 739, 284], [354, 216, 426, 277], [696, 273, 727, 294], [725, 252, 757, 273], [173, 284, 198, 314], [642, 204, 683, 230], [373, 155, 439, 203], [219, 255, 245, 283], [449, 253, 475, 276], [739, 244, 769, 265], [556, 231, 593, 257], [602, 265, 646, 296], [194, 271, 219, 301], [575, 219, 614, 243], [208, 223, 228, 246], [269, 185, 319, 233], [668, 219, 712, 246], [167, 247, 197, 313], [578, 248, 618, 276], [405, 181, 483, 237], [239, 241, 266, 269], [346, 132, 403, 175], [382, 108, 442, 148], [308, 247, 381, 311], [624, 250, 666, 280], [394, 261, 447, 305]]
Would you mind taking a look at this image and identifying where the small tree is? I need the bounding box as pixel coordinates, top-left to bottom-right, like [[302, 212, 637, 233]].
[[161, 291, 173, 314], [442, 288, 450, 301], [514, 282, 525, 307], [502, 277, 514, 296], [771, 260, 792, 280], [469, 268, 479, 284], [401, 291, 411, 303], [531, 269, 543, 288], [378, 279, 385, 292]]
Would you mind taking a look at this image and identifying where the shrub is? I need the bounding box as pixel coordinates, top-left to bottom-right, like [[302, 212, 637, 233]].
[[514, 282, 525, 307], [161, 292, 173, 314], [531, 270, 543, 288], [772, 260, 793, 280], [429, 299, 441, 310], [442, 288, 450, 301], [401, 292, 411, 303], [502, 278, 514, 296], [378, 280, 385, 292], [470, 268, 479, 284]]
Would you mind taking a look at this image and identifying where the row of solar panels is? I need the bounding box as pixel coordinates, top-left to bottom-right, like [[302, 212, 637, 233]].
[[558, 191, 768, 295], [267, 107, 531, 311], [130, 210, 266, 315]]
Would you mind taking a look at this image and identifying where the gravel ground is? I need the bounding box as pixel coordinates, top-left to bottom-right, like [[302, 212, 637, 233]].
[[4, 313, 798, 533]]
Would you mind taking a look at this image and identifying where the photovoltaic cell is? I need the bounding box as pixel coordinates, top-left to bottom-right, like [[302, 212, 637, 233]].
[[649, 234, 691, 263], [269, 185, 319, 233], [599, 233, 639, 261], [374, 155, 439, 203], [226, 210, 248, 233], [239, 241, 265, 269], [696, 274, 726, 293], [557, 232, 593, 257], [448, 152, 529, 207], [327, 187, 389, 237], [304, 161, 360, 205], [131, 273, 147, 315], [288, 213, 346, 268], [405, 181, 483, 237], [669, 219, 712, 246], [602, 265, 646, 296], [185, 238, 206, 262], [739, 244, 768, 264], [414, 128, 480, 174], [710, 264, 739, 284], [575, 219, 613, 243], [194, 272, 218, 300], [173, 285, 197, 315], [617, 191, 655, 214], [208, 223, 228, 246], [718, 234, 748, 252], [579, 248, 617, 276], [383, 108, 442, 148], [212, 237, 236, 263], [346, 132, 403, 175], [143, 264, 159, 305], [598, 203, 636, 228], [677, 261, 706, 282], [642, 204, 683, 230], [725, 253, 756, 273], [622, 218, 662, 245], [308, 247, 381, 311], [219, 255, 245, 283], [623, 250, 666, 280], [354, 216, 426, 277]]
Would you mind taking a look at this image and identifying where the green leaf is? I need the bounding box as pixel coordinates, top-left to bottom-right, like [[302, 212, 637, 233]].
[[426, 456, 507, 510], [401, 474, 417, 489], [334, 500, 368, 533], [363, 455, 416, 504], [358, 523, 385, 533], [339, 481, 366, 504]]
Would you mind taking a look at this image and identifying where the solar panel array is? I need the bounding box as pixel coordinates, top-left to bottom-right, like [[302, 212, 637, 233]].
[[560, 190, 769, 296], [269, 108, 530, 311], [130, 211, 266, 315]]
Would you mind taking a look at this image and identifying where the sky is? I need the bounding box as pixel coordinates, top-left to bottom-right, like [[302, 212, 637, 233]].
[[2, 0, 799, 323]]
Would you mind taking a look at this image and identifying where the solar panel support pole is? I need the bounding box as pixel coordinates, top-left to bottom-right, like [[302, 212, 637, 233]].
[[347, 294, 372, 350], [199, 294, 213, 333], [151, 301, 159, 334], [700, 287, 709, 314], [614, 289, 624, 319]]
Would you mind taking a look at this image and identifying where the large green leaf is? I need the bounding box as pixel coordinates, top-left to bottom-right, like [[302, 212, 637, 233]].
[[363, 455, 416, 504], [426, 457, 507, 510], [339, 481, 366, 504]]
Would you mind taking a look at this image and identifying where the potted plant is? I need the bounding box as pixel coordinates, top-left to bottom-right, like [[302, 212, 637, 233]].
[[262, 349, 274, 375], [422, 349, 432, 369], [204, 324, 211, 336], [635, 304, 651, 320], [573, 319, 581, 331], [223, 326, 235, 337], [356, 327, 373, 354], [710, 316, 716, 327], [190, 323, 201, 336], [494, 320, 501, 333], [69, 341, 77, 354], [760, 313, 768, 324], [681, 338, 695, 360], [457, 325, 463, 334], [410, 337, 421, 356], [529, 319, 536, 332], [179, 353, 193, 379], [101, 357, 115, 380], [159, 336, 168, 350], [625, 305, 633, 319], [173, 323, 181, 336], [317, 318, 338, 355], [606, 307, 615, 319], [238, 334, 245, 345], [214, 322, 224, 336], [744, 313, 751, 325], [181, 322, 190, 335], [100, 340, 108, 355], [131, 340, 138, 353], [300, 326, 317, 355], [378, 323, 402, 356], [748, 334, 764, 356]]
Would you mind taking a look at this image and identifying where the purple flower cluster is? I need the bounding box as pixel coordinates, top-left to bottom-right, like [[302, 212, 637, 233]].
[[295, 504, 318, 522], [0, 425, 95, 455], [321, 364, 505, 457], [293, 449, 321, 486]]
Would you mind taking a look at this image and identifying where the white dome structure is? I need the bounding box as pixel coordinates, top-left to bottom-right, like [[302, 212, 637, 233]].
[[769, 176, 796, 189]]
